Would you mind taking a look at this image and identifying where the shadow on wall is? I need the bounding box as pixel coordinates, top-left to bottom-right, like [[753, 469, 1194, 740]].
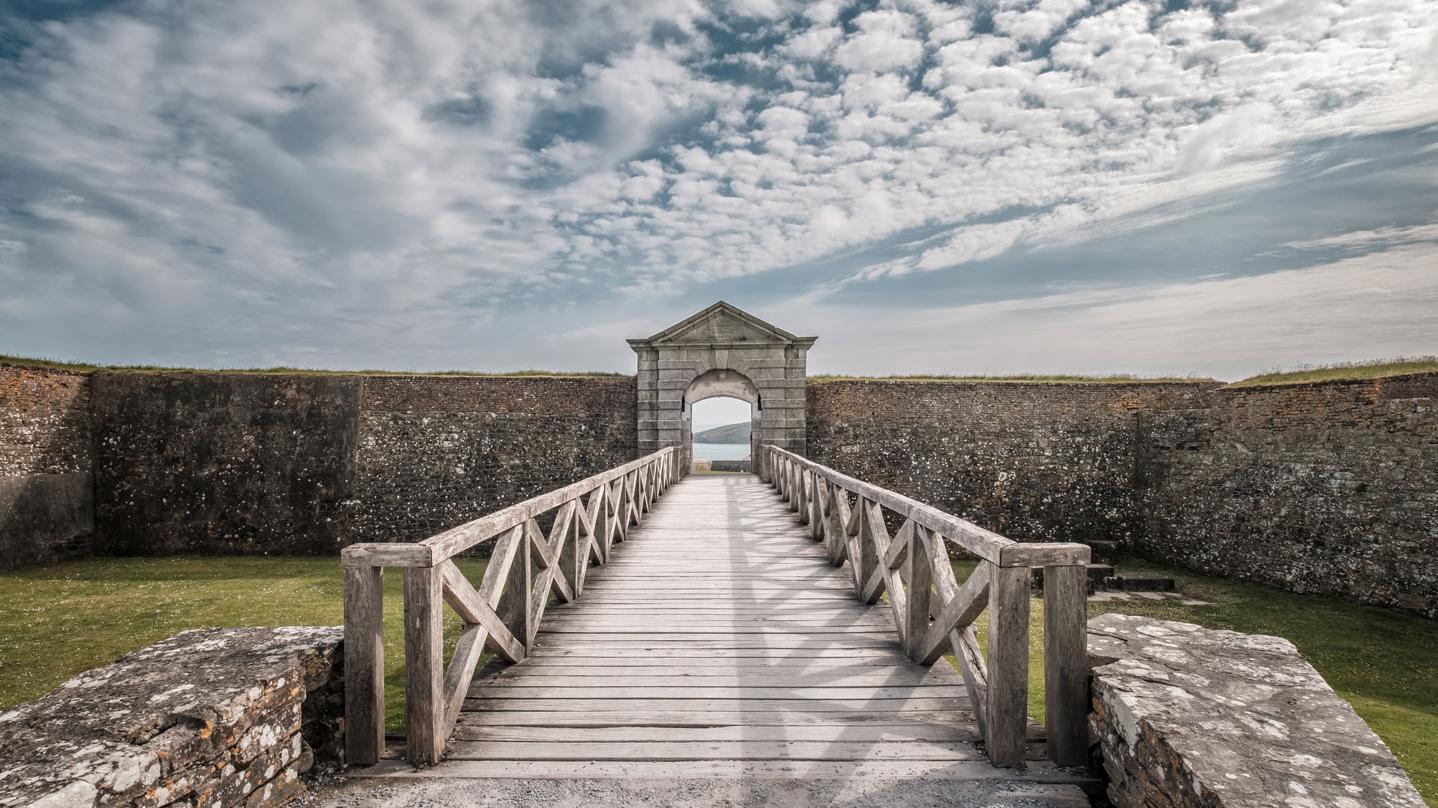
[[0, 366, 96, 570]]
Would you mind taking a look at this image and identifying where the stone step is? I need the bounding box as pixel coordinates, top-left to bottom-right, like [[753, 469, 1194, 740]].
[[1103, 575, 1176, 592], [1034, 564, 1113, 592]]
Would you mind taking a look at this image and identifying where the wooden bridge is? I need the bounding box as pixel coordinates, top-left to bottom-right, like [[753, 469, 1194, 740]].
[[340, 447, 1094, 800]]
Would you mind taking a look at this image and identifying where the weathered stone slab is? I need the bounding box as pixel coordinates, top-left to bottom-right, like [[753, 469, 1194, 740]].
[[0, 626, 342, 808], [1087, 613, 1424, 808]]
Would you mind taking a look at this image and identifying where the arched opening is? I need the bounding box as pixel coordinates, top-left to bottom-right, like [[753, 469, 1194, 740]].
[[682, 368, 761, 474]]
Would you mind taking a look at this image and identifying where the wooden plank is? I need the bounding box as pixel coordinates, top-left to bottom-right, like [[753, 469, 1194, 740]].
[[445, 739, 988, 761], [466, 685, 971, 699], [464, 697, 970, 712], [404, 564, 446, 766], [452, 724, 978, 742], [342, 564, 384, 766], [904, 524, 933, 661], [1043, 563, 1089, 768], [455, 709, 976, 728], [442, 624, 488, 733], [494, 524, 531, 658], [954, 626, 990, 738], [985, 563, 1032, 767], [340, 542, 432, 568], [478, 672, 960, 687]]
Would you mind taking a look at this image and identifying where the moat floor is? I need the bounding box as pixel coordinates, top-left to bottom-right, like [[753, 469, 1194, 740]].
[[325, 475, 1092, 807]]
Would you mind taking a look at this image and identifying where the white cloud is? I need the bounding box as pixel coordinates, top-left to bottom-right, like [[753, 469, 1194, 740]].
[[0, 0, 1435, 369], [834, 10, 926, 73], [1284, 221, 1438, 251]]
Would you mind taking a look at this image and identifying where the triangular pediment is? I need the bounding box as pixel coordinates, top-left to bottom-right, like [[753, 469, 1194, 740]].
[[642, 302, 804, 345]]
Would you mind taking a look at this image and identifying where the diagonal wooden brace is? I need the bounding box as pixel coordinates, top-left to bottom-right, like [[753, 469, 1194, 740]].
[[918, 561, 991, 665]]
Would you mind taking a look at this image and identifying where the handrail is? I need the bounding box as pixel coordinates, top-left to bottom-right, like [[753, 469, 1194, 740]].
[[340, 447, 682, 767], [760, 444, 1089, 769]]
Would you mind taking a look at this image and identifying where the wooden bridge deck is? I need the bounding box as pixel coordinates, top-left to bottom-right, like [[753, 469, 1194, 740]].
[[359, 475, 1091, 802]]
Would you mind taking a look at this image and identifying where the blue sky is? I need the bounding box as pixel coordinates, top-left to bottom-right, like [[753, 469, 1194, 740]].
[[1, 0, 1435, 379]]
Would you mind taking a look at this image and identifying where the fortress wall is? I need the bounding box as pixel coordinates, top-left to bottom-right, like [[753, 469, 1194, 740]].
[[348, 375, 637, 544], [1138, 373, 1438, 617], [91, 373, 363, 555], [6, 363, 1432, 616], [805, 375, 1437, 617], [0, 363, 95, 569], [85, 372, 636, 556], [804, 379, 1215, 546]]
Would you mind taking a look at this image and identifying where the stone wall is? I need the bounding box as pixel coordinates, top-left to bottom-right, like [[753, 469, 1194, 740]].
[[805, 379, 1214, 547], [1140, 373, 1438, 617], [1087, 613, 1425, 808], [0, 626, 343, 807], [348, 375, 636, 543], [0, 363, 95, 569], [85, 372, 636, 554], [5, 364, 1434, 617], [91, 373, 362, 556]]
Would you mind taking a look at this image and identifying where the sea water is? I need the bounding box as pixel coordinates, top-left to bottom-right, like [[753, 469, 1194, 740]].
[[692, 442, 750, 461]]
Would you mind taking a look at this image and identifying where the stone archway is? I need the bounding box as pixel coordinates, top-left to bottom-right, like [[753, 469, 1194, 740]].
[[683, 368, 762, 469], [629, 301, 816, 476]]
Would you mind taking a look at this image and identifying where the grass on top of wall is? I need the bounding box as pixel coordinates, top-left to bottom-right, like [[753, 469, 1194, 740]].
[[1, 556, 1433, 802], [1228, 356, 1438, 388], [0, 354, 626, 378], [954, 559, 1438, 804], [807, 373, 1214, 384]]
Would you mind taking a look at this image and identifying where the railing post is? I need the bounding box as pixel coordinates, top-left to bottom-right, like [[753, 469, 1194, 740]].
[[855, 497, 880, 601], [904, 527, 932, 660], [404, 564, 446, 766], [343, 563, 384, 766], [986, 562, 1032, 767], [797, 469, 811, 525], [1044, 563, 1088, 768], [826, 487, 846, 565], [497, 525, 532, 646], [809, 478, 825, 540]]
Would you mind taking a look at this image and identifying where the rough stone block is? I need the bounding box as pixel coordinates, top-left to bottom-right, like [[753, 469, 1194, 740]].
[[0, 626, 343, 808], [1087, 614, 1424, 808]]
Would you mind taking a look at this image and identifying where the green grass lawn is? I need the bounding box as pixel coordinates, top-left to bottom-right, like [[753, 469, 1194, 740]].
[[1, 556, 1432, 803], [0, 556, 485, 733]]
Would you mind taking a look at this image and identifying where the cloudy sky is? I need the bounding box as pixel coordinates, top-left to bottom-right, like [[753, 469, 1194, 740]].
[[1, 0, 1435, 379]]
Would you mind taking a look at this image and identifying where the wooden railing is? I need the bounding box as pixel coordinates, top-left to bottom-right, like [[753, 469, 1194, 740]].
[[761, 445, 1090, 769], [340, 447, 682, 767]]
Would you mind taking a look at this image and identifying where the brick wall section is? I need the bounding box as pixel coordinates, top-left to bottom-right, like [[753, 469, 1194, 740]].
[[0, 363, 95, 568], [347, 376, 637, 544], [1139, 373, 1438, 617], [805, 380, 1214, 546], [91, 373, 363, 555]]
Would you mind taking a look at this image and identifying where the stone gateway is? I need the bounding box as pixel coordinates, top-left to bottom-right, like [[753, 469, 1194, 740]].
[[628, 301, 815, 474]]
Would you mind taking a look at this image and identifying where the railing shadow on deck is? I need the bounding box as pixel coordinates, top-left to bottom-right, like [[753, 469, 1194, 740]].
[[339, 447, 682, 767], [759, 444, 1091, 769]]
